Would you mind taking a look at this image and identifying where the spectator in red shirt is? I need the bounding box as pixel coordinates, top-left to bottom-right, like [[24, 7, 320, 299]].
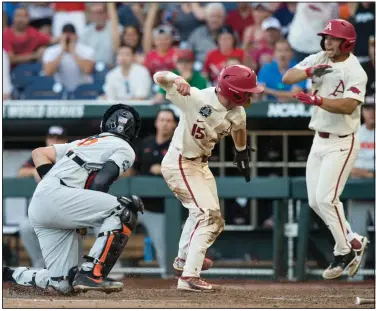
[[204, 26, 244, 84], [3, 6, 51, 66], [226, 3, 254, 40], [144, 25, 177, 76]]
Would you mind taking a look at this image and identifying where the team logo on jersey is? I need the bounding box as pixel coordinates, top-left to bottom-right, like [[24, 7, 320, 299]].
[[329, 80, 345, 97], [199, 105, 212, 118], [122, 160, 131, 172], [348, 86, 361, 94]]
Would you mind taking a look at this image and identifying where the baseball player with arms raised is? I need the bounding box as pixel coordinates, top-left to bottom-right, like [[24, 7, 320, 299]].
[[3, 104, 144, 294], [154, 65, 264, 292], [283, 19, 368, 279]]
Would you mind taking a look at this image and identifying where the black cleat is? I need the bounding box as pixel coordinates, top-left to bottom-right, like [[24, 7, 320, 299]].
[[322, 250, 356, 279], [72, 270, 123, 293], [3, 267, 16, 283]]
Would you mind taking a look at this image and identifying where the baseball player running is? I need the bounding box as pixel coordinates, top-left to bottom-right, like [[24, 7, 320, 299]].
[[282, 19, 369, 279], [154, 65, 264, 292], [3, 104, 144, 294]]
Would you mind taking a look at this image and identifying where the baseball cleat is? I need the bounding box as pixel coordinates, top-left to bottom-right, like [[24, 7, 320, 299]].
[[173, 257, 213, 276], [72, 270, 123, 293], [348, 236, 369, 277], [322, 250, 356, 279], [177, 277, 218, 292], [3, 267, 16, 283]]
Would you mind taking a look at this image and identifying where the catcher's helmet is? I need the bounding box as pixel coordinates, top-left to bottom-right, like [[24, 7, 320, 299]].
[[216, 65, 264, 106], [317, 19, 356, 53], [101, 104, 141, 144]]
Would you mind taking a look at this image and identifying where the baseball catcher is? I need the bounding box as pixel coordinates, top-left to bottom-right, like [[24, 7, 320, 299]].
[[3, 104, 144, 294]]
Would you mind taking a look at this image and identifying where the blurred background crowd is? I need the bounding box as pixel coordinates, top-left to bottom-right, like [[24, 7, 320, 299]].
[[2, 2, 375, 278], [2, 2, 375, 102]]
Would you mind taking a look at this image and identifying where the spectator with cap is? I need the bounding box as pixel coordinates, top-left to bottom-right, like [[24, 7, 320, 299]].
[[80, 3, 123, 67], [18, 125, 68, 182], [242, 3, 273, 50], [186, 3, 226, 63], [348, 100, 375, 280], [203, 26, 244, 84], [154, 49, 207, 104], [42, 23, 95, 92], [123, 108, 178, 277], [144, 25, 177, 76], [247, 16, 282, 71], [258, 39, 305, 101], [17, 125, 68, 268], [3, 6, 52, 66], [362, 36, 375, 100], [226, 3, 254, 40], [103, 44, 152, 100], [287, 3, 338, 62], [3, 50, 12, 100]]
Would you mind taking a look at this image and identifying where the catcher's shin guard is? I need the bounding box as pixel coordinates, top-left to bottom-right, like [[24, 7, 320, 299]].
[[89, 196, 144, 278]]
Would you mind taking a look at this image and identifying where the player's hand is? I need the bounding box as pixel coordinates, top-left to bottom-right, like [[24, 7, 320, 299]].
[[174, 77, 191, 96], [149, 163, 162, 175], [305, 65, 333, 78], [234, 146, 252, 182], [293, 92, 323, 106]]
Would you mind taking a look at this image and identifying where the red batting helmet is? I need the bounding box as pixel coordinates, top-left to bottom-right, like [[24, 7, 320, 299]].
[[317, 19, 356, 53], [216, 65, 264, 106]]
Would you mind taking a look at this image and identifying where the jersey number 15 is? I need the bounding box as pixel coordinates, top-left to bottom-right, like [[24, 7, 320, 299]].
[[191, 123, 205, 140]]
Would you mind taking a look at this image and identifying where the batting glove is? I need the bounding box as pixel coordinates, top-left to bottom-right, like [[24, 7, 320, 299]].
[[293, 92, 323, 106], [234, 146, 254, 183], [305, 65, 333, 78]]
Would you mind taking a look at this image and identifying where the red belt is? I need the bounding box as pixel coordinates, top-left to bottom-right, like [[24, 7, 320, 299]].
[[318, 132, 351, 139]]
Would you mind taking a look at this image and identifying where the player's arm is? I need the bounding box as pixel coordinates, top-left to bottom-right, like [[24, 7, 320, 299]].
[[89, 160, 119, 192], [89, 147, 135, 192], [283, 53, 332, 85], [153, 71, 190, 95], [294, 72, 367, 115], [32, 146, 57, 179]]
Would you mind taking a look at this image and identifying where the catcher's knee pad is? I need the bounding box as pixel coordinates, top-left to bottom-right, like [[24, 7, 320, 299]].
[[90, 196, 144, 278]]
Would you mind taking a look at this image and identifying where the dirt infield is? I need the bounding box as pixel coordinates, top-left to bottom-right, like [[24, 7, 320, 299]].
[[3, 278, 375, 308]]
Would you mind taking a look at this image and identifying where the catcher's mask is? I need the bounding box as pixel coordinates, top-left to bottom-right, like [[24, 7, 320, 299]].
[[100, 104, 141, 144]]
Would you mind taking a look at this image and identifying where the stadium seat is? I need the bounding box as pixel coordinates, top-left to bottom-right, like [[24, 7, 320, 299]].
[[23, 76, 66, 100], [71, 82, 104, 99], [11, 62, 43, 90]]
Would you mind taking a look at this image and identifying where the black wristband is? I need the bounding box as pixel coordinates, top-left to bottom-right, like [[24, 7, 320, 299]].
[[36, 163, 54, 179]]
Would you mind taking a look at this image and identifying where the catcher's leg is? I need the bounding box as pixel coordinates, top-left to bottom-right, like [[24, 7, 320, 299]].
[[72, 196, 144, 293], [19, 218, 44, 268]]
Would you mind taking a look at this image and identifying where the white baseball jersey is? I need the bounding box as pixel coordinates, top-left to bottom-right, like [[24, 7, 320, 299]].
[[164, 84, 246, 158], [295, 51, 368, 135], [354, 124, 375, 171], [47, 133, 135, 188]]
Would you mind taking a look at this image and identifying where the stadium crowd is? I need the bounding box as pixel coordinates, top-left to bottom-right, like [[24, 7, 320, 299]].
[[3, 2, 375, 102]]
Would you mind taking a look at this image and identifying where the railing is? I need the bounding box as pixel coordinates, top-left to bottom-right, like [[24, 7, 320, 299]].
[[3, 177, 374, 279]]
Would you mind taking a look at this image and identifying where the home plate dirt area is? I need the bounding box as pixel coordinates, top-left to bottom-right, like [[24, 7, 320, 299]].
[[3, 278, 375, 308]]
